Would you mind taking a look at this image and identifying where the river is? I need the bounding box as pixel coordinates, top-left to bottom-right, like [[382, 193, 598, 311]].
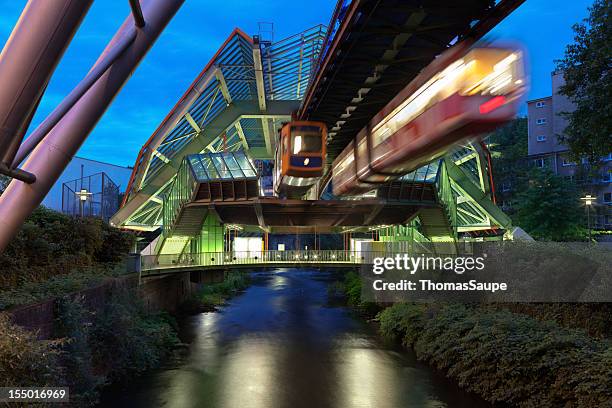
[[99, 268, 489, 408]]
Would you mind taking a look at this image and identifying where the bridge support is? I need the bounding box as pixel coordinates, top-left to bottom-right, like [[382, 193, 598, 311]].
[[0, 0, 185, 252], [0, 0, 93, 170]]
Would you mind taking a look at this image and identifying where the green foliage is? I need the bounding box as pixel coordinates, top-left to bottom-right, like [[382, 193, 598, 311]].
[[487, 118, 529, 211], [40, 286, 180, 406], [556, 0, 612, 163], [55, 297, 104, 406], [0, 206, 134, 288], [0, 313, 64, 389], [343, 271, 363, 307], [329, 271, 380, 316], [181, 272, 251, 313], [490, 303, 612, 339], [514, 169, 586, 241], [378, 303, 612, 407], [91, 286, 179, 382], [0, 264, 123, 311]]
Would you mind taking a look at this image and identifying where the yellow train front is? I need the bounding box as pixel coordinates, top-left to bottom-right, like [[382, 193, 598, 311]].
[[274, 121, 327, 198]]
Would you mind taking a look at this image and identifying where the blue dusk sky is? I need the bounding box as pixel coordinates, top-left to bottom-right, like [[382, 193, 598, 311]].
[[0, 0, 593, 167]]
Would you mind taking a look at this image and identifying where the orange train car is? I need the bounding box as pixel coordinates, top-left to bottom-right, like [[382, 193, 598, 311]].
[[274, 121, 327, 198]]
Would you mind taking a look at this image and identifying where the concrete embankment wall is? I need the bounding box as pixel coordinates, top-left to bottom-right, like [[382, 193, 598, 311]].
[[8, 269, 223, 339]]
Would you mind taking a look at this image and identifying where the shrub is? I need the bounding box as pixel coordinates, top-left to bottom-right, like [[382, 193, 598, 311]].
[[91, 286, 179, 381], [378, 303, 612, 407], [0, 207, 133, 289], [196, 272, 250, 308], [0, 313, 64, 389], [55, 297, 104, 406]]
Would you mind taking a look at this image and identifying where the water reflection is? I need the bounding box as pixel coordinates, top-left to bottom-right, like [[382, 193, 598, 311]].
[[218, 337, 279, 408], [99, 269, 488, 408]]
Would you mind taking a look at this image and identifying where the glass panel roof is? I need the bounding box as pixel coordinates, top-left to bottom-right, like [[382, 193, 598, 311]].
[[186, 152, 258, 182]]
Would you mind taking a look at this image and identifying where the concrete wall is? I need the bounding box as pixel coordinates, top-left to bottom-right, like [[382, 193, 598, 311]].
[[527, 96, 553, 156]]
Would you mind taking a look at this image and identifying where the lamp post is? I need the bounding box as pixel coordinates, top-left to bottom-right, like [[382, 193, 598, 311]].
[[580, 194, 594, 242], [76, 188, 92, 217]]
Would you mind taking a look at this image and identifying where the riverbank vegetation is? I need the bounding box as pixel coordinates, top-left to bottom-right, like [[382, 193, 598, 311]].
[[378, 303, 612, 407], [0, 206, 133, 290], [0, 206, 180, 406], [332, 272, 612, 407], [0, 286, 179, 407], [180, 271, 251, 313]]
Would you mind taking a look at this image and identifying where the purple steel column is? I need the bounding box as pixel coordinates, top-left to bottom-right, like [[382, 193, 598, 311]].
[[0, 0, 185, 252], [0, 0, 93, 168]]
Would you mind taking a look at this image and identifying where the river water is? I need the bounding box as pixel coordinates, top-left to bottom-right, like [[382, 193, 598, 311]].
[[99, 268, 488, 408]]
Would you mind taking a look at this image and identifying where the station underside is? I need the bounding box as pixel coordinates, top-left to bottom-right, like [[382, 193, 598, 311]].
[[191, 198, 430, 230], [112, 1, 522, 257]]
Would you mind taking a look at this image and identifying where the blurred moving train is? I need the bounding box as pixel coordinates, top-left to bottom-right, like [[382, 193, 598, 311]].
[[332, 45, 526, 196], [274, 121, 327, 198]]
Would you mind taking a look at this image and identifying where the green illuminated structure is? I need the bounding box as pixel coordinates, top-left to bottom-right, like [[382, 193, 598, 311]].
[[111, 26, 514, 259]]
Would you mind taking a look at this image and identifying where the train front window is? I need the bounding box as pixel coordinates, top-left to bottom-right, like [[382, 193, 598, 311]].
[[291, 126, 322, 154]]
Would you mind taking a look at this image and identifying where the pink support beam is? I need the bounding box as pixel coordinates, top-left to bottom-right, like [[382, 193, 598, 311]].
[[0, 0, 93, 169], [0, 0, 185, 252]]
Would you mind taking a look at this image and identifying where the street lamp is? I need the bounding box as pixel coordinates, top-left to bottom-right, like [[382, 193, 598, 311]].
[[580, 194, 594, 241], [75, 188, 92, 217]]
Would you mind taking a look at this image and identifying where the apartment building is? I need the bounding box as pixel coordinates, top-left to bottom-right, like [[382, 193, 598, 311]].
[[527, 72, 611, 229]]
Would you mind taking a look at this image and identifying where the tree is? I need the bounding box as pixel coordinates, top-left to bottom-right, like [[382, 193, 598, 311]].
[[514, 169, 585, 241], [486, 117, 529, 213], [0, 175, 9, 195], [556, 0, 611, 164]]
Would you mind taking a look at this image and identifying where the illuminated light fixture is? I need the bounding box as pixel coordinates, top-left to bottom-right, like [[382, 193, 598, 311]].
[[479, 95, 507, 114], [293, 135, 302, 154], [313, 254, 318, 259], [304, 158, 310, 165], [331, 254, 336, 259], [76, 189, 92, 201], [581, 194, 594, 206]]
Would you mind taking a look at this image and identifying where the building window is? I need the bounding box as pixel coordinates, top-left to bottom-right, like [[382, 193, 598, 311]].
[[604, 192, 611, 203], [501, 181, 511, 192], [536, 135, 546, 142], [604, 153, 612, 162], [534, 158, 545, 168], [582, 157, 589, 165], [536, 101, 546, 108], [603, 171, 612, 183], [536, 118, 547, 125], [562, 158, 576, 166]]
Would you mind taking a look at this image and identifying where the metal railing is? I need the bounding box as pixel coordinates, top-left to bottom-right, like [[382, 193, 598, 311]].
[[141, 250, 381, 272], [162, 157, 197, 236]]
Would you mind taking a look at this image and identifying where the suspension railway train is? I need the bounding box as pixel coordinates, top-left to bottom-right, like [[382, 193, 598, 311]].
[[273, 121, 327, 198], [331, 45, 526, 196]]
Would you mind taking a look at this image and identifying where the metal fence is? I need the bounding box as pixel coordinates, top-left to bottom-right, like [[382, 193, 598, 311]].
[[141, 250, 376, 272], [62, 172, 119, 221]]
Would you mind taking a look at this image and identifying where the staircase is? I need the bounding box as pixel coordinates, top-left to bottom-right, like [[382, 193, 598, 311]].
[[418, 160, 457, 240]]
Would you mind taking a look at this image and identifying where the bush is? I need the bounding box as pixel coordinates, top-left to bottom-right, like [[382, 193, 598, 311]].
[[330, 271, 381, 316], [195, 272, 250, 309], [0, 207, 134, 289], [0, 264, 122, 311], [0, 313, 64, 390], [378, 303, 612, 407], [91, 286, 179, 382], [55, 297, 104, 406]]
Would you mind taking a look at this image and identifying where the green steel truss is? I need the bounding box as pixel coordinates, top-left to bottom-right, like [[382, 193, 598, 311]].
[[112, 25, 326, 231]]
